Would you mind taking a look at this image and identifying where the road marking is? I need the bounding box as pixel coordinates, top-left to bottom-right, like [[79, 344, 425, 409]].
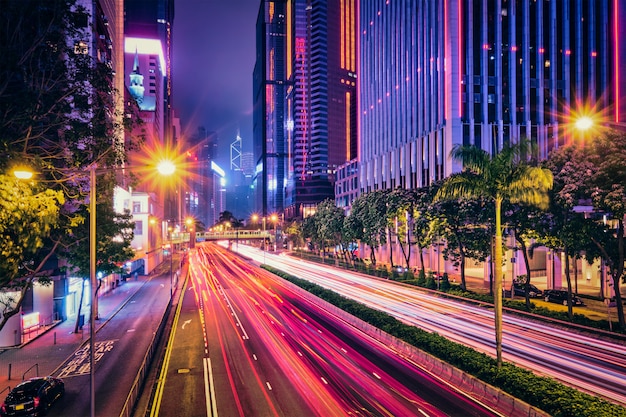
[[57, 340, 117, 378], [182, 319, 191, 329], [266, 382, 272, 390], [149, 277, 187, 417], [204, 357, 218, 416]]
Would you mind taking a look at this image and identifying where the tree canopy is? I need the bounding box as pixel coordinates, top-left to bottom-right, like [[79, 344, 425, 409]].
[[0, 1, 139, 332]]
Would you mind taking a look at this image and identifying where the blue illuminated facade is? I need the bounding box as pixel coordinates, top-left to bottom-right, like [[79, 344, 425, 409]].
[[358, 0, 624, 194]]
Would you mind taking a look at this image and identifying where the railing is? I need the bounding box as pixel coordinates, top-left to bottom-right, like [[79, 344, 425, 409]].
[[195, 230, 272, 241], [22, 363, 39, 381]]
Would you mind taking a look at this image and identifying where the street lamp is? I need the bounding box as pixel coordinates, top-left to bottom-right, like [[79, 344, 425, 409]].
[[168, 226, 173, 298], [262, 216, 267, 264], [13, 159, 176, 417], [575, 116, 593, 131], [186, 216, 194, 250], [270, 213, 278, 252], [89, 161, 175, 417]]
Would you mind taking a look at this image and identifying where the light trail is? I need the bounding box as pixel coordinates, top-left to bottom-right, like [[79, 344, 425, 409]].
[[189, 243, 503, 416], [233, 243, 626, 406]]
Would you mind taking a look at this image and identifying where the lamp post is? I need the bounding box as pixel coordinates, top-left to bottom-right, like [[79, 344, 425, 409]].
[[271, 213, 278, 252], [88, 166, 96, 417], [168, 226, 173, 298], [14, 159, 176, 417], [262, 216, 267, 264]]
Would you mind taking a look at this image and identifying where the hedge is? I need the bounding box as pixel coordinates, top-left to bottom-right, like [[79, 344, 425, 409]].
[[263, 265, 626, 417]]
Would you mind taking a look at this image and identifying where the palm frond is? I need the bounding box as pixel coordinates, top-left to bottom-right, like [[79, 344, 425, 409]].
[[434, 172, 489, 201], [450, 144, 491, 174]]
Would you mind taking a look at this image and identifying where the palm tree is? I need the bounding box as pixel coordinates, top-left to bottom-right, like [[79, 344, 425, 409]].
[[435, 139, 553, 368]]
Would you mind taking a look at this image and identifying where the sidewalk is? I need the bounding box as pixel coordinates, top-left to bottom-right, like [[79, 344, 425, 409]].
[[454, 272, 621, 324], [0, 260, 175, 399]]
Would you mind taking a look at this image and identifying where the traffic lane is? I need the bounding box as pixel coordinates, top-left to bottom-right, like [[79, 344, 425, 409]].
[[257, 272, 500, 417], [157, 280, 206, 417], [49, 274, 171, 417], [257, 249, 626, 405], [210, 245, 499, 416], [195, 250, 319, 417]]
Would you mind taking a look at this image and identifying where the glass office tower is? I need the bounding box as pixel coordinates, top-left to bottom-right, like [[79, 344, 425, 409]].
[[359, 0, 623, 193]]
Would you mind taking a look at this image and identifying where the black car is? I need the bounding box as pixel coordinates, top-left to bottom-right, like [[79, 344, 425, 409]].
[[513, 282, 543, 298], [1, 377, 64, 417], [543, 289, 585, 306]]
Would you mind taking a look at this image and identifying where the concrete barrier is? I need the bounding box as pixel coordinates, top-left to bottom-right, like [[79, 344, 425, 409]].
[[278, 276, 550, 417]]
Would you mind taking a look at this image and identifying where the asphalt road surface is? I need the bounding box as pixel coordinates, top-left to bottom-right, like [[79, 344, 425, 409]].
[[147, 243, 504, 417]]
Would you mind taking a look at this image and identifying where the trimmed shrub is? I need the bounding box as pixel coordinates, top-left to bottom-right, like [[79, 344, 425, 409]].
[[262, 265, 626, 417]]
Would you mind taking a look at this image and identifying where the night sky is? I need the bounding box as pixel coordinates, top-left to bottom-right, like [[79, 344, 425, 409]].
[[173, 0, 259, 164]]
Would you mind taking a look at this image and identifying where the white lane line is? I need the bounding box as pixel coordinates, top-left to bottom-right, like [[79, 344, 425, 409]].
[[204, 357, 218, 417]]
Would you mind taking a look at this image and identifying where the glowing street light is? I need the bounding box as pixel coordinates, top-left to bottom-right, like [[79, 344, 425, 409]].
[[14, 160, 176, 417], [575, 116, 593, 131], [12, 168, 34, 180], [156, 159, 176, 176]]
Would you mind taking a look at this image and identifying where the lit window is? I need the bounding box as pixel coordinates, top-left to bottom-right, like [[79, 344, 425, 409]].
[[74, 41, 88, 54]]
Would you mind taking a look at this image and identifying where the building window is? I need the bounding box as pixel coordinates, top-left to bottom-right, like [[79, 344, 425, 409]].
[[133, 202, 141, 213], [135, 220, 143, 235]]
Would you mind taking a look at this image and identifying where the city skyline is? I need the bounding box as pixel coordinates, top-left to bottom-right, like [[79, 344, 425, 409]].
[[173, 0, 258, 166]]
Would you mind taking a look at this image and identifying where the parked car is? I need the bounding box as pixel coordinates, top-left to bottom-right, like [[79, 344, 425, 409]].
[[513, 282, 543, 298], [543, 289, 585, 306], [1, 377, 64, 417]]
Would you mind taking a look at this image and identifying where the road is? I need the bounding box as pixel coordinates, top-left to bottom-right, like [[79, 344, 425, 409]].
[[149, 243, 504, 416], [46, 273, 172, 416], [233, 244, 626, 407]]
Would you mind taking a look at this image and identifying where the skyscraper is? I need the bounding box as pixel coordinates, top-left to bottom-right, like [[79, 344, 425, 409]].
[[359, 0, 625, 194], [284, 0, 358, 219], [254, 0, 289, 216], [254, 0, 357, 219]]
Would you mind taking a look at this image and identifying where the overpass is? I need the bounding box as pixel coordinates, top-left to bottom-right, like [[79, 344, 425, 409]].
[[194, 230, 273, 242]]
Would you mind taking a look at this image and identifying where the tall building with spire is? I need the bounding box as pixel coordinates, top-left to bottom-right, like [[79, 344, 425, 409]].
[[253, 0, 289, 216]]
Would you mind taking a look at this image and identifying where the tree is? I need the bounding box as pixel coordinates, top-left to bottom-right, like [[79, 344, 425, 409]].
[[315, 199, 346, 259], [543, 144, 610, 321], [546, 133, 626, 330], [301, 215, 320, 253], [348, 190, 389, 266], [432, 197, 492, 291], [410, 185, 438, 273], [586, 130, 626, 331], [0, 176, 64, 330], [504, 202, 548, 310], [283, 219, 304, 249], [0, 1, 141, 333], [386, 188, 416, 270], [218, 210, 236, 226], [62, 175, 135, 332], [435, 139, 553, 368]]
